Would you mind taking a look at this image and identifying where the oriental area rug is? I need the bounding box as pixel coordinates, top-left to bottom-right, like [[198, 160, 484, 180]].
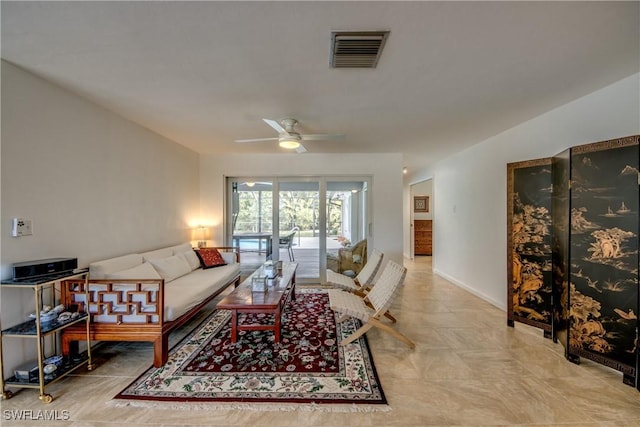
[[113, 289, 388, 411]]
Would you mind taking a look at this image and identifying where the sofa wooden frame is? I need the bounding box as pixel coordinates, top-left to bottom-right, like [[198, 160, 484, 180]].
[[60, 247, 241, 368]]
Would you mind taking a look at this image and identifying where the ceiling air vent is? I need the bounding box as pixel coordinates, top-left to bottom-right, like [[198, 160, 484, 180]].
[[330, 31, 390, 68]]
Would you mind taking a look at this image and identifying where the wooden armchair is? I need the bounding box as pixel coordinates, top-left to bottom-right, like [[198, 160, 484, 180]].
[[327, 259, 415, 348]]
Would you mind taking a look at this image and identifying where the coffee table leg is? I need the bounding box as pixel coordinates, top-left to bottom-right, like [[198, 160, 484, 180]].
[[292, 272, 296, 301], [230, 310, 238, 343], [274, 311, 281, 343]]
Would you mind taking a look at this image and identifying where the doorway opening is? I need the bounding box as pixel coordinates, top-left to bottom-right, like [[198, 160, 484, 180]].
[[410, 179, 433, 258]]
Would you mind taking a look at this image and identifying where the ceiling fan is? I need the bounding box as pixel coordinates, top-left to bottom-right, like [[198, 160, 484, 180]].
[[235, 118, 345, 153]]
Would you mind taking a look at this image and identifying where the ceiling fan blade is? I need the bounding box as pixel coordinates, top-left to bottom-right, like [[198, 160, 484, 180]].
[[296, 144, 308, 154], [263, 118, 288, 135], [301, 133, 346, 141], [234, 137, 278, 143]]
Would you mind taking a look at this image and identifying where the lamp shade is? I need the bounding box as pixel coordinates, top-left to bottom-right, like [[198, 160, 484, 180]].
[[192, 226, 212, 247]]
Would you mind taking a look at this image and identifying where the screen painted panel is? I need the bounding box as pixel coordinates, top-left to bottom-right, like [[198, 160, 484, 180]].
[[569, 137, 638, 378], [507, 158, 553, 331], [552, 149, 571, 350]]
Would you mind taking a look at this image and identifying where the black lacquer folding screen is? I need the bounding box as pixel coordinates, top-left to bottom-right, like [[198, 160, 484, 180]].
[[551, 149, 570, 352], [566, 137, 639, 387], [508, 135, 640, 389], [507, 158, 553, 335]]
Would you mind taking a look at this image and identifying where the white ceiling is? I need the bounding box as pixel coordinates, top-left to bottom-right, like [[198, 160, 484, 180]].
[[2, 1, 638, 174]]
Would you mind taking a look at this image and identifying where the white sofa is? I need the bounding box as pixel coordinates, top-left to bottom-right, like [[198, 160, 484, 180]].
[[61, 243, 240, 367]]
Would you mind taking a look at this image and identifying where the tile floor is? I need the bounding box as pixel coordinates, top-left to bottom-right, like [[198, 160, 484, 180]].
[[2, 256, 640, 426]]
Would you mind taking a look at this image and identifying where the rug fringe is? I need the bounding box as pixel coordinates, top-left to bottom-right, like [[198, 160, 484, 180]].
[[108, 399, 391, 413]]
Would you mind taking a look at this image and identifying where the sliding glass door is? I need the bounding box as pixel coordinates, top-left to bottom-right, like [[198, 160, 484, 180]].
[[278, 180, 320, 282], [228, 180, 274, 278], [326, 180, 369, 279], [226, 176, 370, 283]]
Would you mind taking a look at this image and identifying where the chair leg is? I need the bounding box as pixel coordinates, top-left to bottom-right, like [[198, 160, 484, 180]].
[[383, 311, 397, 323], [362, 298, 396, 323], [289, 247, 294, 261], [340, 323, 373, 346], [369, 318, 416, 349]]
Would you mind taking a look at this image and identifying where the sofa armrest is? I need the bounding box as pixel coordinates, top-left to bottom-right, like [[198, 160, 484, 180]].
[[62, 278, 165, 325]]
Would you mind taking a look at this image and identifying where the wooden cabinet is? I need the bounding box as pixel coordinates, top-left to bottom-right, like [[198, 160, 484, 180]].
[[414, 220, 432, 255]]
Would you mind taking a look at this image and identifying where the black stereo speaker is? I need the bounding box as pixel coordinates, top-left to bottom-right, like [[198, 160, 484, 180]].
[[13, 258, 78, 280]]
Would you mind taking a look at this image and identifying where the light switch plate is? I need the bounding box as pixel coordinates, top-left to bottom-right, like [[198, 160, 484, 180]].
[[11, 218, 33, 237]]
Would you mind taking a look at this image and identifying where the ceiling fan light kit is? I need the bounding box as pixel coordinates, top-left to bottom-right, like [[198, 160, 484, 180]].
[[278, 137, 301, 150], [235, 117, 345, 153]]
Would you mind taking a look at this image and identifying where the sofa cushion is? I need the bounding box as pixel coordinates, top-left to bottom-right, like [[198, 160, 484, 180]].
[[196, 248, 227, 269], [90, 254, 144, 280], [104, 262, 161, 280], [148, 255, 192, 282], [141, 247, 173, 262], [178, 250, 201, 271], [164, 263, 240, 321], [170, 242, 193, 255]]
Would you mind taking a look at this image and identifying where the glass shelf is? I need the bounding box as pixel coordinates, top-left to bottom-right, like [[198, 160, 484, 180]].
[[2, 313, 89, 337], [4, 353, 90, 388]]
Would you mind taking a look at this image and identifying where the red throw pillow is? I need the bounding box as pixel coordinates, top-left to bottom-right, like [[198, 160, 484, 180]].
[[196, 248, 227, 269]]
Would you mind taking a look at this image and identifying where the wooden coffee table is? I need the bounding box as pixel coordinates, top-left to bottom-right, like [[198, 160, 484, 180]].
[[216, 262, 297, 343]]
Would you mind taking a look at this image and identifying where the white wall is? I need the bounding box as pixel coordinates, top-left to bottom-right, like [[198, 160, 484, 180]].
[[199, 153, 404, 264], [1, 61, 200, 375], [432, 73, 640, 310]]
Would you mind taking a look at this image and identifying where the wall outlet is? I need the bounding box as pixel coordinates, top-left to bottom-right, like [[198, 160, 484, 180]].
[[11, 218, 33, 237]]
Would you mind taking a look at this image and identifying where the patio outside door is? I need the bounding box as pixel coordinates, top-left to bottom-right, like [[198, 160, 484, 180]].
[[228, 180, 274, 279], [326, 180, 369, 279], [226, 177, 370, 283], [278, 180, 320, 282]]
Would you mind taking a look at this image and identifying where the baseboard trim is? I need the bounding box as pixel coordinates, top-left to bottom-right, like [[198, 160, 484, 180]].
[[433, 268, 506, 311]]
